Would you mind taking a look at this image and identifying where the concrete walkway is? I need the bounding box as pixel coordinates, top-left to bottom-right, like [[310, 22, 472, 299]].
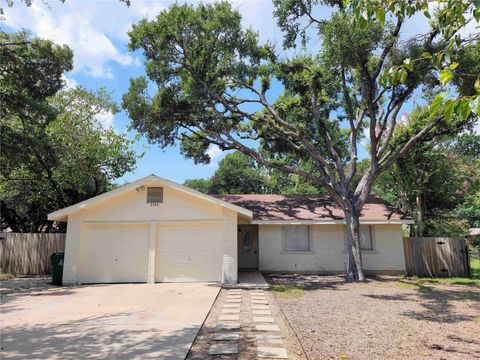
[[209, 288, 288, 358], [223, 271, 269, 289], [195, 272, 289, 358]]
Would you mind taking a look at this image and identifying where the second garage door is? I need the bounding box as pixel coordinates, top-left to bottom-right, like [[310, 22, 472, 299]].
[[81, 224, 149, 283], [155, 222, 223, 282]]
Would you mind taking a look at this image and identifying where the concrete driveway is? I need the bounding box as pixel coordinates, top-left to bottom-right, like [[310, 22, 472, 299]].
[[1, 278, 220, 359]]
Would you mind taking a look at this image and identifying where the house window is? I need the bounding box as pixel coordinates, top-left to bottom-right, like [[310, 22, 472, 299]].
[[359, 225, 373, 251], [147, 187, 163, 205], [284, 225, 310, 251]]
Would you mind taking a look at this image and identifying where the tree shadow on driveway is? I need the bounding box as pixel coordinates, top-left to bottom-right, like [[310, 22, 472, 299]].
[[1, 312, 200, 360], [0, 277, 103, 315]]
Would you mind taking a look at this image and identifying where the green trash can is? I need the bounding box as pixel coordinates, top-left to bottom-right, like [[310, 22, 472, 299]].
[[51, 252, 64, 286]]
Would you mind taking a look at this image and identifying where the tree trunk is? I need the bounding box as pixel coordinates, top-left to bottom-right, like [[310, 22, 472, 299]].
[[416, 195, 424, 237], [0, 202, 22, 233], [345, 211, 366, 281]]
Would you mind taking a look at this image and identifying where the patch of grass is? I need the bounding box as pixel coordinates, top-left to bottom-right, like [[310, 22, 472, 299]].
[[394, 281, 421, 290], [269, 284, 304, 299], [398, 276, 480, 287], [395, 257, 480, 287], [394, 281, 430, 291], [471, 258, 480, 278], [0, 273, 14, 281], [394, 279, 479, 302], [415, 277, 480, 286]]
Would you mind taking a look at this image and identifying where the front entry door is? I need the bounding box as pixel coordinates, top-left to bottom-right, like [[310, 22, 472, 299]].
[[238, 225, 259, 269]]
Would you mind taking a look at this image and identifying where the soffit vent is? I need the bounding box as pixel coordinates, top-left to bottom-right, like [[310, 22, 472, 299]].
[[147, 187, 163, 206]]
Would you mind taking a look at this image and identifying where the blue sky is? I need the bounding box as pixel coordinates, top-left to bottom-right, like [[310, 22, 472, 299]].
[[3, 1, 477, 185]]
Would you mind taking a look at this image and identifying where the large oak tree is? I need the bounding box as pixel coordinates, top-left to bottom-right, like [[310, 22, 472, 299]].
[[123, 1, 480, 281], [1, 32, 138, 232]]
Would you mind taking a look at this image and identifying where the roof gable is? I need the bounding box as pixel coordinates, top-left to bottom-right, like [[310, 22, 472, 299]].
[[48, 175, 252, 221]]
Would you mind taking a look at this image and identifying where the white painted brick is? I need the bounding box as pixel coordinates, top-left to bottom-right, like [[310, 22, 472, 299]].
[[62, 218, 82, 285], [147, 222, 156, 284], [223, 208, 237, 284]]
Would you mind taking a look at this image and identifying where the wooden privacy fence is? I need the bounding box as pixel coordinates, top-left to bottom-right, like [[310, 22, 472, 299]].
[[0, 233, 66, 275], [403, 237, 470, 277]]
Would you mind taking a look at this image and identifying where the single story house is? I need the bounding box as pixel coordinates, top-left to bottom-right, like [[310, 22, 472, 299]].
[[48, 175, 412, 285]]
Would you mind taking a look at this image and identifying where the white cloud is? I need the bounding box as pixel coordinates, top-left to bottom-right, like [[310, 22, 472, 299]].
[[207, 144, 223, 158], [473, 120, 480, 135], [129, 1, 166, 19], [95, 111, 115, 131], [400, 113, 410, 124], [206, 144, 224, 167], [404, 2, 479, 40], [62, 75, 77, 89], [4, 1, 138, 79]]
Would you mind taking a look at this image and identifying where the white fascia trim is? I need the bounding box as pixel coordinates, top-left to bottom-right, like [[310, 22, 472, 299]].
[[48, 174, 252, 222], [251, 219, 414, 225]]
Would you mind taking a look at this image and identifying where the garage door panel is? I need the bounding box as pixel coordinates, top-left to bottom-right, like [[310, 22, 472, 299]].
[[155, 223, 223, 282], [82, 224, 149, 283]]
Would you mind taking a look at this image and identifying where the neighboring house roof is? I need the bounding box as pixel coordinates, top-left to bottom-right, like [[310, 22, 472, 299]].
[[469, 228, 480, 236], [48, 175, 252, 221], [216, 194, 412, 224]]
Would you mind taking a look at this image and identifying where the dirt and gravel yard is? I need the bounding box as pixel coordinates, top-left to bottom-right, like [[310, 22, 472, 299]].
[[265, 275, 480, 360]]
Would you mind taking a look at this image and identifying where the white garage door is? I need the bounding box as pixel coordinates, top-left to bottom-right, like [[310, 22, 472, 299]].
[[155, 222, 223, 282], [81, 224, 149, 283]]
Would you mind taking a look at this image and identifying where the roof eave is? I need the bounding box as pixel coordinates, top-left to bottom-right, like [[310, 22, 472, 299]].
[[47, 214, 68, 222], [251, 219, 413, 225]]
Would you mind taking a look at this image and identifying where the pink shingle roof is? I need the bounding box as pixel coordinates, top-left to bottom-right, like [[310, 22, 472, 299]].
[[215, 194, 408, 222]]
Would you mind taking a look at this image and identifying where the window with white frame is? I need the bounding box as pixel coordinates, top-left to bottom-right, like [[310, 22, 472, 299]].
[[283, 225, 310, 251], [359, 225, 373, 251]]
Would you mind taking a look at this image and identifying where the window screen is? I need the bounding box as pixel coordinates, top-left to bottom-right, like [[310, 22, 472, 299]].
[[359, 225, 373, 250], [147, 187, 163, 205], [284, 225, 310, 251]]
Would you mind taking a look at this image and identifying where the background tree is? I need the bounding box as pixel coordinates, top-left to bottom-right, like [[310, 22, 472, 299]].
[[183, 178, 213, 194], [123, 1, 480, 281], [375, 130, 479, 237], [210, 152, 266, 194], [1, 32, 138, 232], [1, 31, 72, 124], [184, 151, 322, 195], [375, 130, 480, 261]]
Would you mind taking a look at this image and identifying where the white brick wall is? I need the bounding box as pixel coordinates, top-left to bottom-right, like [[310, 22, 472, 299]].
[[222, 208, 238, 284], [62, 218, 82, 285], [259, 224, 346, 272], [259, 224, 406, 273], [362, 224, 406, 271]]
